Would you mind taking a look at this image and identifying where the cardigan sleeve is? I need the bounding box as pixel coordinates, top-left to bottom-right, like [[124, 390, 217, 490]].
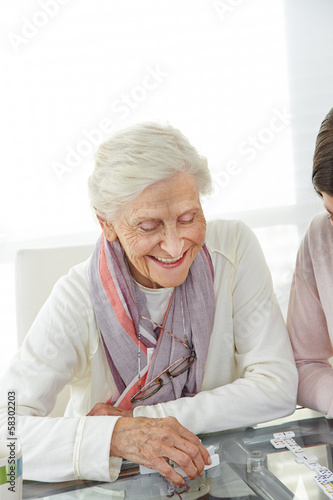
[[134, 221, 298, 433], [0, 266, 122, 482], [287, 223, 333, 417]]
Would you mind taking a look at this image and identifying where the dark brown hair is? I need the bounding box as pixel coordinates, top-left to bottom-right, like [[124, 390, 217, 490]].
[[312, 107, 333, 196]]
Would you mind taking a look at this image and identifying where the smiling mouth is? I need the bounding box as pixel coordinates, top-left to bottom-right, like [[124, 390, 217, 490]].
[[151, 252, 185, 264]]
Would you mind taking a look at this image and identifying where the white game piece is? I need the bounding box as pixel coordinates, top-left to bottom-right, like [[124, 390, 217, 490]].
[[139, 445, 220, 476], [270, 438, 286, 449], [270, 430, 333, 499], [273, 431, 295, 439]]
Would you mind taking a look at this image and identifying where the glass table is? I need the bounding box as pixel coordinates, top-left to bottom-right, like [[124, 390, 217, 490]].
[[22, 409, 333, 499]]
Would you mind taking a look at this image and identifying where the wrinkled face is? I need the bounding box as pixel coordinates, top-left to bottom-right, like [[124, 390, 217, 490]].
[[99, 173, 206, 289], [322, 192, 333, 226]]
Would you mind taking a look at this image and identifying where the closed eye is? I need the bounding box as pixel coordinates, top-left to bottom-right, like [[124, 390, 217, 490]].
[[139, 221, 162, 232], [178, 213, 197, 225]]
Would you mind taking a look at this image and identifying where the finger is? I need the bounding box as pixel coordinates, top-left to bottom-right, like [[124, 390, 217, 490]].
[[189, 438, 212, 467], [127, 438, 187, 487], [87, 403, 134, 417], [145, 435, 202, 481], [86, 403, 109, 416], [153, 457, 187, 487], [160, 418, 210, 474], [175, 422, 212, 466], [162, 444, 202, 480]]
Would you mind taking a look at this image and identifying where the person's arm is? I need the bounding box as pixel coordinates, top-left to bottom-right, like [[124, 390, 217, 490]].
[[287, 228, 333, 417], [133, 222, 298, 433], [0, 265, 210, 485], [0, 268, 122, 482], [87, 404, 211, 487]]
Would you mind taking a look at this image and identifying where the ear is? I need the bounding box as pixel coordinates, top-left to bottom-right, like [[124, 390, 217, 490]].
[[97, 215, 118, 242]]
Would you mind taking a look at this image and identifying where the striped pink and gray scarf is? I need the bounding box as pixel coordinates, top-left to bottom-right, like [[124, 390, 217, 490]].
[[88, 235, 215, 409]]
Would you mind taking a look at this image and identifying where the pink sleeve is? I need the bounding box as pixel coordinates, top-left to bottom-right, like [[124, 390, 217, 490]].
[[287, 229, 333, 417]]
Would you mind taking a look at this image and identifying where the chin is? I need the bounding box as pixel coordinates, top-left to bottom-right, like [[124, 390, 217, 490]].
[[156, 274, 188, 289]]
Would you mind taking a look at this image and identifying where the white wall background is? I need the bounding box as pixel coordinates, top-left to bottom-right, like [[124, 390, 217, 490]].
[[1, 0, 332, 376]]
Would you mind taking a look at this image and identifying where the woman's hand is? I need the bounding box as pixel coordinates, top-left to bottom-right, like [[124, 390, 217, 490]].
[[110, 416, 211, 487], [87, 402, 133, 417]]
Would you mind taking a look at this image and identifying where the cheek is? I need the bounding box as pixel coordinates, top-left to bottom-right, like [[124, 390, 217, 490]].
[[191, 220, 206, 245], [184, 226, 206, 260], [122, 233, 157, 261], [199, 225, 207, 243]]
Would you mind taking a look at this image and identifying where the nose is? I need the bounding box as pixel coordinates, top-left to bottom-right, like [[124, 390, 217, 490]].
[[159, 225, 184, 257]]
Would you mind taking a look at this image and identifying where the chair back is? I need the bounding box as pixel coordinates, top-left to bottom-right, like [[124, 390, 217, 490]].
[[15, 244, 94, 416], [15, 244, 94, 346]]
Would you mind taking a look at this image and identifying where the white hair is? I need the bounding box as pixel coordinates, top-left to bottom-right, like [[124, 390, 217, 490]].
[[88, 122, 212, 222]]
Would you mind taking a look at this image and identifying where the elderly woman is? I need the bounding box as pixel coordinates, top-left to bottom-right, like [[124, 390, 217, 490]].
[[0, 122, 297, 487], [288, 107, 333, 417]]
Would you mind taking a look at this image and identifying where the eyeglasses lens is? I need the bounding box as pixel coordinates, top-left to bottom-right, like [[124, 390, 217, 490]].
[[133, 355, 196, 402], [168, 355, 196, 377]]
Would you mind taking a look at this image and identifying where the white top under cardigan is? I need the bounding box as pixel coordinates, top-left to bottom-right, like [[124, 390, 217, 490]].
[[0, 220, 298, 482]]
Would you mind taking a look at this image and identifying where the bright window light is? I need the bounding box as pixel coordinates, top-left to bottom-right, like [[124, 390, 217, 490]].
[[0, 0, 330, 374]]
